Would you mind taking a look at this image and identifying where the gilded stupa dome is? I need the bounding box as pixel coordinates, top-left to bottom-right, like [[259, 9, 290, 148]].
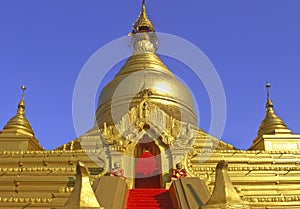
[[1, 86, 35, 137], [96, 1, 197, 127], [257, 83, 292, 137]]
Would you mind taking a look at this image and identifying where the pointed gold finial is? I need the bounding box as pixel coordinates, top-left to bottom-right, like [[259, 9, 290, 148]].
[[129, 0, 159, 54], [17, 85, 26, 115], [266, 82, 271, 97], [266, 82, 273, 110], [21, 85, 26, 93], [131, 0, 155, 35]]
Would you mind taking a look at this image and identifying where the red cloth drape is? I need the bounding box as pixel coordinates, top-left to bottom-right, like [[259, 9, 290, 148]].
[[135, 151, 158, 176]]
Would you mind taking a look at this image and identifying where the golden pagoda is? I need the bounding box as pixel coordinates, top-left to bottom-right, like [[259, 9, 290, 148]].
[[0, 1, 300, 209]]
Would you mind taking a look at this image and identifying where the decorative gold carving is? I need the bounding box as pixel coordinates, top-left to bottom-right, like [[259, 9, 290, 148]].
[[133, 32, 157, 54], [100, 99, 196, 151], [101, 122, 131, 152], [244, 195, 300, 202], [171, 124, 194, 148], [0, 197, 52, 203]]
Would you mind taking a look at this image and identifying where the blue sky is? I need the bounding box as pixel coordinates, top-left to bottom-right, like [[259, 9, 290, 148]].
[[0, 1, 300, 150]]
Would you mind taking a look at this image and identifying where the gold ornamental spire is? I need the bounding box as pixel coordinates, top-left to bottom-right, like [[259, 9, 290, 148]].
[[17, 85, 26, 115], [1, 86, 35, 137], [257, 83, 291, 137], [131, 0, 155, 35], [266, 82, 274, 112], [129, 0, 158, 54]]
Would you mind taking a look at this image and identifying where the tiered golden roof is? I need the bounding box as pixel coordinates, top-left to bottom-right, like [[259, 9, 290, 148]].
[[1, 86, 35, 137], [257, 83, 291, 137]]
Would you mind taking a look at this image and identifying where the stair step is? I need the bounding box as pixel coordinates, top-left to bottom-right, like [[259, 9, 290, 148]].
[[127, 201, 172, 204], [125, 188, 175, 209], [127, 195, 170, 198], [126, 206, 174, 209], [127, 199, 173, 202], [128, 191, 169, 193], [126, 208, 174, 209]]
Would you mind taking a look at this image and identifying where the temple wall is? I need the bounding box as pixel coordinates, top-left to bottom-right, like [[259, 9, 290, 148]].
[[185, 149, 300, 208]]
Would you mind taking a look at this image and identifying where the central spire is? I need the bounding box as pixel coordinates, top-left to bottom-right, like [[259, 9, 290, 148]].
[[131, 0, 155, 34], [96, 1, 198, 128], [130, 0, 158, 54]]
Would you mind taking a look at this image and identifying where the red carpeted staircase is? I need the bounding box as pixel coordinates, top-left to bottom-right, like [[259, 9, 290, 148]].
[[125, 189, 175, 209]]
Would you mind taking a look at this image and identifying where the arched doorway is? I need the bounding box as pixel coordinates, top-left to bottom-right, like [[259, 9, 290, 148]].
[[134, 134, 162, 188]]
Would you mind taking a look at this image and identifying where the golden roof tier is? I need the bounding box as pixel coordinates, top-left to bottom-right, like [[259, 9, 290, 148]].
[[1, 86, 34, 137], [0, 86, 44, 151], [257, 83, 292, 137], [96, 1, 197, 127], [248, 83, 300, 151]]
